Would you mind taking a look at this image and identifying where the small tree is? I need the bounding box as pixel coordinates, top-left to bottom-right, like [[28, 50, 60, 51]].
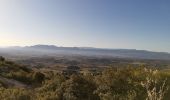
[[32, 72, 45, 84], [0, 56, 5, 62]]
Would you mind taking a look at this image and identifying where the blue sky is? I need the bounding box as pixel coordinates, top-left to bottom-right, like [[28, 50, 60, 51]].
[[0, 0, 170, 52]]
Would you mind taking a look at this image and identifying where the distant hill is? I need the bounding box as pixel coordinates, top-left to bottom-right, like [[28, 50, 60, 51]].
[[0, 44, 170, 60]]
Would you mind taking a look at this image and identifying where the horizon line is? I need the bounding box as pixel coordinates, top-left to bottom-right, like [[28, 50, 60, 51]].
[[0, 44, 169, 54]]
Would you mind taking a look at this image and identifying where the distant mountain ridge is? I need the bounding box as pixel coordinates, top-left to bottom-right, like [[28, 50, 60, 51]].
[[0, 44, 170, 60], [26, 45, 59, 50], [26, 44, 95, 50]]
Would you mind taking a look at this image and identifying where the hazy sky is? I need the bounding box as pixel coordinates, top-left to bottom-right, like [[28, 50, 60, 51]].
[[0, 0, 170, 52]]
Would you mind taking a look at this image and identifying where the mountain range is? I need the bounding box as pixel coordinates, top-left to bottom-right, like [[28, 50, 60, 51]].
[[0, 44, 170, 60]]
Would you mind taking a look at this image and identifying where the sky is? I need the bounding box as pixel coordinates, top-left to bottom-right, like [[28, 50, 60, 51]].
[[0, 0, 170, 52]]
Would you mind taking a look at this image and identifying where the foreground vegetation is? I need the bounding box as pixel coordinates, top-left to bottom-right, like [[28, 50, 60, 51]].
[[0, 56, 170, 100]]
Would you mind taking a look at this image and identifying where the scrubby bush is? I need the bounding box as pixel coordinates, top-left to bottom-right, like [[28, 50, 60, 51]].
[[0, 88, 33, 100], [0, 61, 169, 100]]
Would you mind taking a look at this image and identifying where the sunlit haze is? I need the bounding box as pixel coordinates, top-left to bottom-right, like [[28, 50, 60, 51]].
[[0, 0, 170, 52]]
